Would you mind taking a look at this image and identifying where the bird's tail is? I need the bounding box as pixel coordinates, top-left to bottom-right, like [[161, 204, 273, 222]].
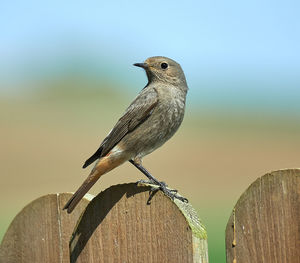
[[63, 152, 129, 213], [63, 170, 101, 213]]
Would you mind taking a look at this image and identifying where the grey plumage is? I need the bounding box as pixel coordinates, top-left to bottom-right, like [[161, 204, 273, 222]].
[[84, 56, 188, 167], [64, 56, 188, 213]]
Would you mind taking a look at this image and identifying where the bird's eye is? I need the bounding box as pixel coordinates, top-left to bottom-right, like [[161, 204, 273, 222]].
[[161, 62, 168, 69]]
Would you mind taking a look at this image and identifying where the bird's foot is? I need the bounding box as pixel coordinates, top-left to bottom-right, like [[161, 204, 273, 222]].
[[160, 185, 188, 203], [136, 179, 188, 204], [137, 179, 162, 186]]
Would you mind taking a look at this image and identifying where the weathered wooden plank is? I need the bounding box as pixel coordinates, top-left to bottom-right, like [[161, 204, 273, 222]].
[[70, 183, 208, 263], [0, 193, 92, 263], [226, 169, 300, 263]]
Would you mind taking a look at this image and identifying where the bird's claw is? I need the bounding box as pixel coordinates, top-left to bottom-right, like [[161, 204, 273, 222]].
[[160, 186, 188, 203], [136, 179, 188, 204], [136, 179, 157, 185]]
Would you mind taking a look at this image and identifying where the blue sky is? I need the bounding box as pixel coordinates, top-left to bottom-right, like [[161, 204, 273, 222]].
[[1, 0, 299, 114]]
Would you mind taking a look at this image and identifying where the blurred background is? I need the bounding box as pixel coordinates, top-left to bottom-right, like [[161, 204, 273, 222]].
[[1, 1, 300, 261]]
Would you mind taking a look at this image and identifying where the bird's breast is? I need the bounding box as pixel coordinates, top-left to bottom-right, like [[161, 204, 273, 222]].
[[123, 87, 186, 158]]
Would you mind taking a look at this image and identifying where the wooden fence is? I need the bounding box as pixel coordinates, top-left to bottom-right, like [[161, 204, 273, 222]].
[[226, 169, 300, 263], [0, 169, 299, 262]]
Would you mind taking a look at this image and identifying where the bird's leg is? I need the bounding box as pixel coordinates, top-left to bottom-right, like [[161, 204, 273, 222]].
[[129, 159, 188, 203], [129, 159, 163, 186]]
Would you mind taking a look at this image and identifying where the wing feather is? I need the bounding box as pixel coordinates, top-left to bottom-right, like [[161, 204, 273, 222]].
[[83, 88, 158, 168]]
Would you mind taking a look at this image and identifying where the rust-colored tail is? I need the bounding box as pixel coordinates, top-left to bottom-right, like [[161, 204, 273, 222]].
[[63, 171, 100, 213], [63, 152, 129, 213]]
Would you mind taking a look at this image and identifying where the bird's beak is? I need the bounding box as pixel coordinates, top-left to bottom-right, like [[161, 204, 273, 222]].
[[133, 62, 148, 69]]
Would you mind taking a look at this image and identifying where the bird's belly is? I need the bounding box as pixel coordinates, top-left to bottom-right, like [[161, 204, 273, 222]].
[[123, 99, 185, 158]]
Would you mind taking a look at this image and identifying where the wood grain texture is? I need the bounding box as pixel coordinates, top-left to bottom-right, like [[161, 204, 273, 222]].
[[70, 183, 208, 263], [226, 169, 300, 263], [0, 193, 92, 263]]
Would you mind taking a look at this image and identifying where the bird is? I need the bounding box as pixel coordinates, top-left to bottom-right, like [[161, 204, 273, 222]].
[[63, 56, 189, 213]]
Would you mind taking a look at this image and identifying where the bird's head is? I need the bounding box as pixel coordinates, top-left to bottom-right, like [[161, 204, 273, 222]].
[[134, 56, 187, 88]]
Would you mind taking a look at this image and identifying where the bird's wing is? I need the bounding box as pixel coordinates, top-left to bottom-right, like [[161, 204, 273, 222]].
[[83, 87, 158, 168]]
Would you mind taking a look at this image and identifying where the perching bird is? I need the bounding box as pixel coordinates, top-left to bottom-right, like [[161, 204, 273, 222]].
[[63, 56, 188, 213]]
